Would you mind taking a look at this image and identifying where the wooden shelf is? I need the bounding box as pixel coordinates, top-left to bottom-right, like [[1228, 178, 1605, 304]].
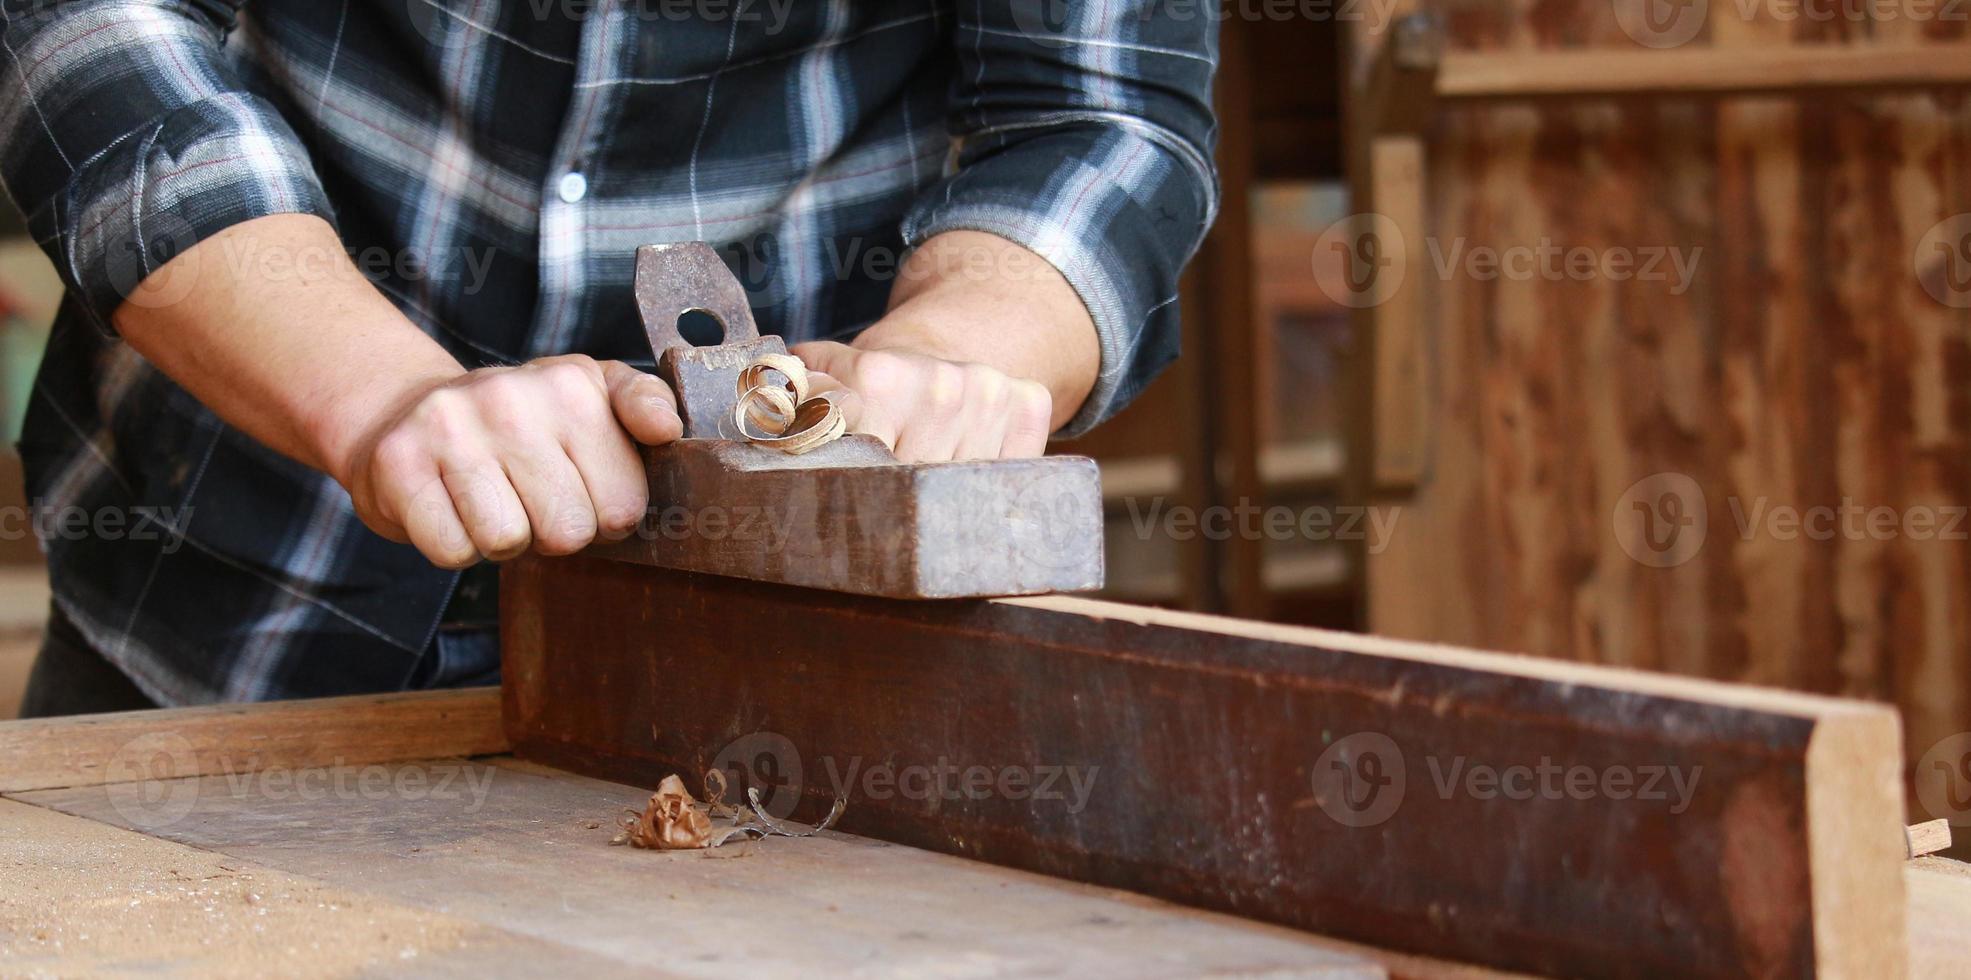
[[1438, 44, 1971, 102]]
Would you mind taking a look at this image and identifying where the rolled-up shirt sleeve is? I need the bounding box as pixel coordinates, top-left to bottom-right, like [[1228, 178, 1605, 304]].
[[901, 2, 1219, 437], [1, 0, 333, 332]]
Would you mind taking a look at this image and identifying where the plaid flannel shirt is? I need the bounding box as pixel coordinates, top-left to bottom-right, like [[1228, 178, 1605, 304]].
[[0, 0, 1218, 705]]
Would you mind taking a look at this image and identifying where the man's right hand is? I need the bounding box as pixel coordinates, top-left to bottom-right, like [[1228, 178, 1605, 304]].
[[113, 214, 684, 570], [335, 355, 682, 569]]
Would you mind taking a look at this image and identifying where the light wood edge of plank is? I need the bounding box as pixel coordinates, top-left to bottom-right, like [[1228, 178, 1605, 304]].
[[1806, 709, 1910, 976], [1008, 593, 1898, 722], [1437, 45, 1971, 101], [0, 687, 507, 794], [1908, 819, 1954, 860]]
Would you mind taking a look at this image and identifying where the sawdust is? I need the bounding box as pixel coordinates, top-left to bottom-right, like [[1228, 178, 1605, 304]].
[[0, 800, 475, 978]]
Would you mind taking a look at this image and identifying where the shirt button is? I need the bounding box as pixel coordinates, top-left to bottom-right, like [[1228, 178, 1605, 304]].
[[557, 171, 587, 204]]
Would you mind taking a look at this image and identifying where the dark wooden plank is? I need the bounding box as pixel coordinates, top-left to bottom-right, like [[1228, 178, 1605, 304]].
[[500, 555, 1907, 978]]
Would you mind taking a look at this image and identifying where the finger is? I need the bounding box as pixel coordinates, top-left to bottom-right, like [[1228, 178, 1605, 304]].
[[499, 438, 597, 556], [561, 409, 648, 542], [998, 380, 1054, 459], [950, 366, 1014, 461], [787, 340, 855, 378], [804, 369, 900, 451], [440, 462, 531, 560], [601, 360, 683, 445], [953, 413, 1010, 461], [884, 359, 970, 463], [398, 468, 480, 569]]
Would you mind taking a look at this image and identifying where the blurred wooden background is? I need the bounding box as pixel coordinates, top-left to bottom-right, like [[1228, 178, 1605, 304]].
[[1069, 3, 1971, 842]]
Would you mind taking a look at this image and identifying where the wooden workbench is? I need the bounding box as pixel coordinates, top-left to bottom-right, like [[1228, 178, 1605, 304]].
[[1, 689, 1966, 977]]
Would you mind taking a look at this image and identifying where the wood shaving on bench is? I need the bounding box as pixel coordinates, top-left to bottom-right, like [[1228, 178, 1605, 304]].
[[611, 769, 847, 850]]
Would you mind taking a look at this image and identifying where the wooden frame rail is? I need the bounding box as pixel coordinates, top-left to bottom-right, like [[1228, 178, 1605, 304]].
[[1439, 43, 1971, 101], [0, 688, 505, 794]]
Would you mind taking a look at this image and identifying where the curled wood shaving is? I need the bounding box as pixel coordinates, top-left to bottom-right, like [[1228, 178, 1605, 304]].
[[611, 768, 847, 850], [731, 354, 846, 455], [614, 774, 713, 849]]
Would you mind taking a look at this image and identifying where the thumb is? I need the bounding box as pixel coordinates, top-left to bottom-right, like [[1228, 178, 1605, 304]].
[[600, 360, 684, 445], [788, 340, 856, 379]]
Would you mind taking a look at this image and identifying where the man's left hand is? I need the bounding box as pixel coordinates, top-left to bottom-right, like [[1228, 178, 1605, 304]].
[[787, 230, 1101, 463], [789, 341, 1053, 462]]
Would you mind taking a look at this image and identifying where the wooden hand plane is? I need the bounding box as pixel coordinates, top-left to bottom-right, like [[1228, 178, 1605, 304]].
[[583, 243, 1104, 599]]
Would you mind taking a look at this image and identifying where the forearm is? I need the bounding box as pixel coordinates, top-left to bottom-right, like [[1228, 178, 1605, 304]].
[[112, 213, 466, 483], [113, 212, 680, 567], [856, 231, 1099, 430]]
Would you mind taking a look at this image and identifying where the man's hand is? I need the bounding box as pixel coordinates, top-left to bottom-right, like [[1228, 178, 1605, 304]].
[[113, 214, 685, 569], [337, 355, 682, 568], [788, 231, 1100, 462], [790, 342, 1052, 461]]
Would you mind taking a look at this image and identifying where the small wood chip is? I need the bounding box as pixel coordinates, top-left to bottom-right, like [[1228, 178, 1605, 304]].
[[1907, 818, 1952, 858], [617, 775, 714, 849]]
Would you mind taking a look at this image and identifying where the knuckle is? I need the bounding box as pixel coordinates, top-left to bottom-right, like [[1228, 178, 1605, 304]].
[[532, 498, 597, 556], [852, 350, 906, 396], [597, 490, 648, 535], [472, 369, 525, 399], [415, 386, 475, 429], [1010, 381, 1053, 430], [964, 364, 1007, 402], [483, 519, 531, 558], [541, 358, 601, 397], [370, 430, 423, 480], [479, 390, 538, 437], [926, 363, 967, 415]]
